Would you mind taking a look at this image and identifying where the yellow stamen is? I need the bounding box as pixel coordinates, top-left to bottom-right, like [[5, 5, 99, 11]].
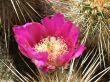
[[35, 36, 68, 65]]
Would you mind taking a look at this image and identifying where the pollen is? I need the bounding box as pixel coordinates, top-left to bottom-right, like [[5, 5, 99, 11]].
[[35, 36, 68, 65]]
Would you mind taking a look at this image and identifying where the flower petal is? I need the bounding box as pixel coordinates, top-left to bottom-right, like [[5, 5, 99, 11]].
[[19, 45, 48, 61], [56, 52, 74, 66], [13, 26, 36, 46], [56, 21, 72, 37], [74, 44, 86, 58], [41, 13, 65, 36], [13, 22, 46, 46], [57, 45, 86, 66], [32, 59, 45, 68], [51, 13, 65, 27], [69, 24, 80, 46], [16, 36, 48, 61], [32, 59, 53, 72], [55, 20, 80, 48], [32, 59, 49, 72], [23, 22, 47, 43], [41, 17, 53, 35]]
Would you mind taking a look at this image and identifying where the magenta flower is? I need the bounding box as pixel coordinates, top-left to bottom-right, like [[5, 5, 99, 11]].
[[13, 13, 86, 72]]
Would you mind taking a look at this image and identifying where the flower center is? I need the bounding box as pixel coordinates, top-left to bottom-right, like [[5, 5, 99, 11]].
[[35, 36, 68, 65]]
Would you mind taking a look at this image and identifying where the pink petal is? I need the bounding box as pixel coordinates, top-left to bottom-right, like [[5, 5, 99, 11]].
[[32, 59, 49, 72], [13, 27, 36, 46], [19, 46, 30, 58], [35, 52, 48, 62], [41, 66, 50, 73], [41, 17, 53, 35], [17, 36, 48, 61], [41, 13, 65, 36], [23, 22, 47, 42], [47, 65, 56, 69], [64, 23, 80, 49], [19, 45, 48, 61], [51, 13, 65, 27], [56, 51, 74, 66], [13, 22, 46, 46], [57, 45, 86, 66], [32, 59, 45, 68], [56, 21, 73, 37], [68, 24, 80, 46], [73, 44, 86, 58], [16, 36, 33, 58], [41, 65, 56, 72]]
